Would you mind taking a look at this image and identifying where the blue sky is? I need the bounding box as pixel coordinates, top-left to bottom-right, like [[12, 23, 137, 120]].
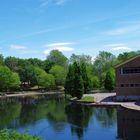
[[0, 0, 140, 59]]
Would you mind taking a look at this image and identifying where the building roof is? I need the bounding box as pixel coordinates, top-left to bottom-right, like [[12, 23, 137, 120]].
[[115, 54, 140, 68]]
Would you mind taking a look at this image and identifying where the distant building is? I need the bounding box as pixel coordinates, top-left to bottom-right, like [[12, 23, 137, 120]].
[[115, 55, 140, 100]]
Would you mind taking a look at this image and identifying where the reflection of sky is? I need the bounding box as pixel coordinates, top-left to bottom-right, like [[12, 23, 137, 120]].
[[15, 108, 117, 140]]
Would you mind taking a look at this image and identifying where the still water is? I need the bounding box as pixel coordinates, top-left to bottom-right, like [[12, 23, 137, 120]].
[[0, 97, 140, 140]]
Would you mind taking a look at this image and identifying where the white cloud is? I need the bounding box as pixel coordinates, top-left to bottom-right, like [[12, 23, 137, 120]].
[[47, 42, 73, 47], [10, 44, 26, 50], [106, 43, 132, 51], [103, 25, 140, 36], [44, 42, 74, 55], [40, 0, 68, 7], [112, 46, 132, 51]]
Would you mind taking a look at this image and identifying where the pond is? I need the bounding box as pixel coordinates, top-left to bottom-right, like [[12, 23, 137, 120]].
[[0, 97, 140, 140]]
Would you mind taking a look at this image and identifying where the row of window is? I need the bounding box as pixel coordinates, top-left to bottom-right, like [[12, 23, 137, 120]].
[[120, 83, 140, 87], [122, 67, 140, 74]]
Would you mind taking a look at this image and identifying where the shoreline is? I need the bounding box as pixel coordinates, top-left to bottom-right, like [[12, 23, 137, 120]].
[[69, 93, 140, 111], [0, 91, 64, 98]]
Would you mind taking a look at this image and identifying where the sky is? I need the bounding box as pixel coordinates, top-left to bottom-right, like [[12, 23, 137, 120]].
[[0, 0, 140, 59]]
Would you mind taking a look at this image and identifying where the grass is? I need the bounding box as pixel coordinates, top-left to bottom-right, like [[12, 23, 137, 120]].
[[78, 96, 95, 102]]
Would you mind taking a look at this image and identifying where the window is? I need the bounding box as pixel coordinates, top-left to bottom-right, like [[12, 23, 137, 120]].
[[122, 67, 140, 74], [120, 83, 140, 87]]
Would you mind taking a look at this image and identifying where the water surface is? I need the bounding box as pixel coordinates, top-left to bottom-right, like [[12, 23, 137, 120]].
[[0, 97, 139, 140]]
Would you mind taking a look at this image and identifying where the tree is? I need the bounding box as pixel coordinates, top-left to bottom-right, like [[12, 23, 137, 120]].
[[117, 51, 140, 63], [47, 50, 68, 67], [33, 67, 55, 88], [70, 54, 93, 64], [93, 51, 116, 87], [0, 54, 4, 65], [49, 65, 66, 86], [73, 62, 84, 99], [80, 62, 90, 93], [0, 66, 21, 91], [90, 76, 100, 89], [104, 68, 115, 92], [4, 56, 18, 71], [65, 65, 75, 97]]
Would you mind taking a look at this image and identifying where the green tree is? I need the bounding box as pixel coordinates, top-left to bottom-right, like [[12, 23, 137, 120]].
[[73, 62, 84, 99], [104, 68, 115, 92], [0, 66, 21, 91], [70, 54, 92, 64], [93, 51, 116, 87], [49, 65, 66, 86], [4, 56, 18, 71], [81, 62, 90, 93], [65, 64, 75, 97], [0, 54, 4, 65], [90, 76, 100, 89], [117, 51, 140, 63], [47, 50, 68, 67]]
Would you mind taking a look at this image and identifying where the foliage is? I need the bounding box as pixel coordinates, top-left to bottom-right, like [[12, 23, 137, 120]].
[[4, 56, 19, 71], [0, 54, 4, 65], [104, 68, 115, 92], [34, 67, 55, 88], [93, 51, 116, 87], [80, 62, 90, 93], [90, 76, 100, 89], [47, 50, 68, 67], [65, 62, 84, 99], [117, 51, 140, 63], [49, 65, 66, 86], [0, 66, 21, 91], [0, 129, 40, 140], [65, 65, 75, 96], [70, 54, 93, 64]]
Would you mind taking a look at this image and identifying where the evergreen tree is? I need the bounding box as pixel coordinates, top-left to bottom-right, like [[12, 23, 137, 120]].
[[73, 62, 84, 99], [104, 68, 115, 92], [65, 65, 75, 97], [81, 62, 90, 93]]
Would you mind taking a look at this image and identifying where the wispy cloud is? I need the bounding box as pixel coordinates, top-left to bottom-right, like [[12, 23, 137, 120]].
[[10, 44, 26, 50], [44, 42, 74, 55], [40, 0, 68, 7], [106, 43, 132, 51], [103, 25, 140, 36]]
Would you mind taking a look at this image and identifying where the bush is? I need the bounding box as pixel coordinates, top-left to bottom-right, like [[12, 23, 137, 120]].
[[0, 129, 41, 140]]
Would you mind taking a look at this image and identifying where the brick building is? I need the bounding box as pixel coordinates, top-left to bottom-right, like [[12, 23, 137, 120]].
[[115, 55, 140, 100]]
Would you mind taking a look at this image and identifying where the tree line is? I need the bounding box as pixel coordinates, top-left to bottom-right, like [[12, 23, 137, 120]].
[[0, 50, 139, 93]]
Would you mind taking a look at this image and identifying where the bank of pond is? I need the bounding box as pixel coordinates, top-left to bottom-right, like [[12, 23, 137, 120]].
[[0, 96, 139, 140]]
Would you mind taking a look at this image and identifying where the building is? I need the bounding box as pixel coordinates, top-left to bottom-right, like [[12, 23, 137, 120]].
[[115, 55, 140, 100]]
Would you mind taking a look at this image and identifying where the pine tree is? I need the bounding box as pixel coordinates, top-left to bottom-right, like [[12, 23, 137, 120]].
[[81, 62, 90, 94], [65, 65, 75, 97], [73, 62, 84, 99]]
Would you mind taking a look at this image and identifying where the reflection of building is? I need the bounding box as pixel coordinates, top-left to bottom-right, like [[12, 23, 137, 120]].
[[115, 55, 140, 100], [117, 108, 140, 140]]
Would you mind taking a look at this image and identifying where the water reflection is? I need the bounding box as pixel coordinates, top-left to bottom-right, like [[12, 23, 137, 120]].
[[0, 97, 139, 140], [65, 103, 93, 139], [117, 108, 140, 140]]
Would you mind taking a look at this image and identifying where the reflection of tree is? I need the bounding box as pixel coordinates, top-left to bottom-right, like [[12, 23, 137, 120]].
[[65, 103, 93, 139], [0, 101, 21, 128], [94, 107, 116, 128], [19, 98, 67, 132]]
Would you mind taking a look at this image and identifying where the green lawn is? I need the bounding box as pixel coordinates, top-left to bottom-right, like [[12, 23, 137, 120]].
[[78, 96, 95, 102]]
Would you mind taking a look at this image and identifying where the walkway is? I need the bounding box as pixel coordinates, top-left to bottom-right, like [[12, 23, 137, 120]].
[[84, 93, 140, 111], [0, 91, 64, 98]]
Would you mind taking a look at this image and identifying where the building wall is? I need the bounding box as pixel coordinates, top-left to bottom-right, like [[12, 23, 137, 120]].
[[116, 56, 140, 98]]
